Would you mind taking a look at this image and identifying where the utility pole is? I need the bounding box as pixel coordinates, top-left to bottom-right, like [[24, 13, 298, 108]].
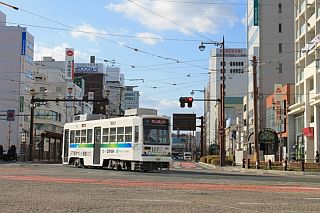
[[220, 37, 226, 167], [199, 36, 226, 167], [252, 56, 259, 162], [29, 89, 35, 161]]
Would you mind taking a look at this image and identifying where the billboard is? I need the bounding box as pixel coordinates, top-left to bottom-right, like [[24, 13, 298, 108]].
[[75, 63, 104, 73], [65, 48, 74, 80], [173, 113, 196, 131]]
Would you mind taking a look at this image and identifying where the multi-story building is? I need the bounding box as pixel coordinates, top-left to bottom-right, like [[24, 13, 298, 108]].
[[0, 11, 34, 152], [207, 48, 248, 147], [105, 66, 125, 117], [32, 56, 91, 160], [289, 0, 320, 162], [246, 1, 295, 151], [123, 86, 139, 110], [266, 84, 294, 161], [74, 62, 107, 114]]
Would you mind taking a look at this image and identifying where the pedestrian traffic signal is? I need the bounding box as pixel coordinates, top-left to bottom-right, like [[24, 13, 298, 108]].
[[6, 109, 15, 121], [179, 97, 193, 108]]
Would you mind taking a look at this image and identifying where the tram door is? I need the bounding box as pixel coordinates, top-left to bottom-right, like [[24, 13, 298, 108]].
[[93, 127, 101, 165], [63, 129, 69, 163]]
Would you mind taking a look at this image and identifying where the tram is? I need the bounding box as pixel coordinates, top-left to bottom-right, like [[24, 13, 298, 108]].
[[62, 109, 172, 171]]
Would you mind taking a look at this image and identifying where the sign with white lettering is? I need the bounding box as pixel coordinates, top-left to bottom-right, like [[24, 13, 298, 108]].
[[74, 63, 104, 73], [65, 48, 74, 80]]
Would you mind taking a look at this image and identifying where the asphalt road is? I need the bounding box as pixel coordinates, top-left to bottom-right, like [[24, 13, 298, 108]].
[[1, 162, 320, 213]]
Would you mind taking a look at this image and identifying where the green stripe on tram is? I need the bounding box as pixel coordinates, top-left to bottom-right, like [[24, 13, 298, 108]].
[[70, 143, 132, 148]]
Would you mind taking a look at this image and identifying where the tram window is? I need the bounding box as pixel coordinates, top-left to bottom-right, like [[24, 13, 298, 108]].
[[110, 127, 116, 143], [159, 129, 169, 144], [125, 126, 132, 142], [102, 128, 109, 143], [117, 127, 124, 142], [75, 130, 80, 143], [87, 129, 93, 143], [70, 130, 75, 144], [134, 126, 139, 143], [81, 130, 86, 143]]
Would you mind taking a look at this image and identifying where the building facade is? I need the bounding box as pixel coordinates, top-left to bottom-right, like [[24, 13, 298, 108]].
[[74, 62, 107, 115], [207, 48, 248, 147], [289, 0, 320, 162], [0, 11, 34, 152], [266, 84, 294, 161], [123, 86, 139, 110], [246, 0, 295, 145], [105, 66, 125, 117]]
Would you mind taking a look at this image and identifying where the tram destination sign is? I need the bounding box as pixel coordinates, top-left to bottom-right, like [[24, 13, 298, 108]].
[[173, 113, 196, 131]]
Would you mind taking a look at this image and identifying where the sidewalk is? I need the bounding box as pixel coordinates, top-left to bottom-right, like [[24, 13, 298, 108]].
[[197, 162, 320, 176]]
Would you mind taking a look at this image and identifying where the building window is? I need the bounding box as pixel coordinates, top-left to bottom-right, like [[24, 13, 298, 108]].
[[277, 62, 282, 73], [279, 23, 282, 33], [278, 3, 282, 13], [279, 43, 282, 53]]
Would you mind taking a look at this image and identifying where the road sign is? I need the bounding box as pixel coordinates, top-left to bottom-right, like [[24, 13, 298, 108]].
[[173, 113, 196, 131]]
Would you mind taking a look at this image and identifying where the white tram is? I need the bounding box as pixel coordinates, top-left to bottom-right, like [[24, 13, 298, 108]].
[[62, 109, 172, 171]]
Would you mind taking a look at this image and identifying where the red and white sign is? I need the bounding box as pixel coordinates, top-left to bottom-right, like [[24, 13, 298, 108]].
[[66, 49, 74, 56], [65, 48, 74, 80]]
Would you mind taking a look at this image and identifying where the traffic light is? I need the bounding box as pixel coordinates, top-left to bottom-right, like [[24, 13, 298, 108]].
[[179, 97, 193, 108], [6, 109, 15, 121]]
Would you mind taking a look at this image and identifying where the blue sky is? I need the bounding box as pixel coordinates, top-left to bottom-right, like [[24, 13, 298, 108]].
[[1, 0, 247, 117]]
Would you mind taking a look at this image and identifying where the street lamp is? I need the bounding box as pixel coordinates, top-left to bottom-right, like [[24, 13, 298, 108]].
[[199, 36, 226, 167], [0, 2, 19, 10]]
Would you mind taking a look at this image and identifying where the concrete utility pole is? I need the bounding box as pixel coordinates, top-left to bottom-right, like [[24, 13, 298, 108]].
[[252, 56, 259, 162], [29, 89, 35, 161]]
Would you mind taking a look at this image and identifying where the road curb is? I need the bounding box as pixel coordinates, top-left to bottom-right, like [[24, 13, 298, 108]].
[[197, 162, 320, 176]]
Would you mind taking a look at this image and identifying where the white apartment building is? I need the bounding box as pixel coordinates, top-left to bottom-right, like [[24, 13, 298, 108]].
[[246, 0, 295, 142], [207, 48, 248, 146], [0, 11, 34, 152], [289, 0, 320, 162], [123, 86, 139, 110]]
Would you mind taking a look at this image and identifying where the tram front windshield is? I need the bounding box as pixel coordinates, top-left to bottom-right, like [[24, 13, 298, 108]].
[[143, 118, 170, 145]]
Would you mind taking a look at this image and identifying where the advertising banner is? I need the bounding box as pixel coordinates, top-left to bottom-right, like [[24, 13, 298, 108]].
[[65, 48, 74, 80]]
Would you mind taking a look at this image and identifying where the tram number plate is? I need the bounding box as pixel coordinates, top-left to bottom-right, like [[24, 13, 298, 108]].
[[151, 147, 162, 152]]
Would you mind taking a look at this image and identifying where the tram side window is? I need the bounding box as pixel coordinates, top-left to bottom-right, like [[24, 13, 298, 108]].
[[110, 127, 116, 143], [134, 126, 139, 143], [102, 128, 109, 143], [81, 130, 86, 143], [75, 130, 80, 143], [117, 127, 124, 142], [70, 130, 75, 144], [125, 126, 132, 142], [87, 129, 93, 143]]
